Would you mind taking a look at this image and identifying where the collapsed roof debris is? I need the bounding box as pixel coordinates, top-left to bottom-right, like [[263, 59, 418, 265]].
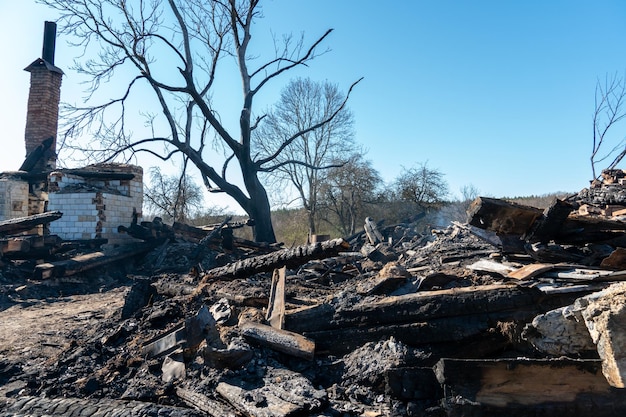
[[3, 171, 626, 416]]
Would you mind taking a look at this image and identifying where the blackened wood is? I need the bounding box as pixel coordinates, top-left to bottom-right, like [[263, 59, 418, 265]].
[[56, 169, 135, 180], [385, 367, 442, 401], [0, 211, 63, 236], [467, 197, 543, 235], [201, 238, 350, 281], [240, 321, 315, 360], [304, 305, 559, 355], [434, 358, 626, 416], [176, 387, 239, 417], [191, 216, 232, 261], [285, 285, 546, 333], [19, 136, 54, 172], [33, 241, 159, 279], [523, 198, 574, 243], [172, 219, 253, 242]]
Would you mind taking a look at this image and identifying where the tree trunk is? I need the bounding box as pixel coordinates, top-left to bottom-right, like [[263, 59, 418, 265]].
[[239, 162, 277, 243], [247, 192, 276, 243], [308, 209, 317, 238]]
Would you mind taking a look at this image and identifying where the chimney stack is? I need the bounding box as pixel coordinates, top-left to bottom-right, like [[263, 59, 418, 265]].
[[24, 21, 63, 172], [42, 21, 57, 66]]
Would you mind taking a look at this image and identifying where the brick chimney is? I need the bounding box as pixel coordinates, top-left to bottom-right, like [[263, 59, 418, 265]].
[[23, 21, 63, 172]]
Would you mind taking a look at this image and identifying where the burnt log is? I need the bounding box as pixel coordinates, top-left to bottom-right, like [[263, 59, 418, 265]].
[[200, 238, 351, 281], [240, 321, 315, 360]]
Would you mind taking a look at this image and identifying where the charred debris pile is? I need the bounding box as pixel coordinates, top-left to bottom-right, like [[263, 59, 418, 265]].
[[3, 172, 626, 416]]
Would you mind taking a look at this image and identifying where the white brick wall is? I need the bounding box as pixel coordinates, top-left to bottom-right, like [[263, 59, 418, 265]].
[[47, 164, 144, 245], [49, 191, 143, 245]]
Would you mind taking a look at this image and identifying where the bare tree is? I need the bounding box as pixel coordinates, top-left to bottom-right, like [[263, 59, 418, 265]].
[[591, 72, 626, 179], [394, 162, 449, 212], [318, 153, 381, 236], [41, 0, 360, 242], [255, 77, 356, 237], [144, 165, 204, 223]]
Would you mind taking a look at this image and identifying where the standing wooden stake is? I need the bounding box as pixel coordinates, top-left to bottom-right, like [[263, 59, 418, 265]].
[[266, 266, 286, 329]]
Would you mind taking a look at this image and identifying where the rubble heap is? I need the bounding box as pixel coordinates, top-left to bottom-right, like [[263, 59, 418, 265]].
[[2, 172, 626, 416]]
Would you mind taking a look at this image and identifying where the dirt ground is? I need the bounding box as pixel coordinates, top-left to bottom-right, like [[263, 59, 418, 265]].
[[0, 273, 129, 400]]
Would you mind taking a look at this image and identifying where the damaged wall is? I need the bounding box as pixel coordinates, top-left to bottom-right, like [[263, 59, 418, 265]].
[[0, 174, 29, 220], [47, 164, 143, 245]]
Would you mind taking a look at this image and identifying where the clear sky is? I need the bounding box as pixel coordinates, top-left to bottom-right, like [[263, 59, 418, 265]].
[[2, 1, 626, 212]]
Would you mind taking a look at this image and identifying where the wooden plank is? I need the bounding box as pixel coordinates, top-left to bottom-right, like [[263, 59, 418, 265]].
[[451, 221, 502, 249], [364, 217, 384, 244], [507, 263, 555, 280], [543, 268, 626, 282], [266, 267, 286, 329], [434, 358, 626, 414], [305, 311, 521, 355], [217, 382, 301, 417], [466, 259, 517, 277], [20, 136, 54, 172], [240, 321, 315, 360], [0, 237, 31, 254], [0, 211, 63, 235], [600, 247, 626, 269]]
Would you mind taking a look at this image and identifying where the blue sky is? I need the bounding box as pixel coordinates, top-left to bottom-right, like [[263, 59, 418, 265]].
[[2, 1, 626, 212]]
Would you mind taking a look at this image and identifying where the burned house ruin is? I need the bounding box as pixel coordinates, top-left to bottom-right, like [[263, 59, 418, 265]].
[[0, 21, 143, 246]]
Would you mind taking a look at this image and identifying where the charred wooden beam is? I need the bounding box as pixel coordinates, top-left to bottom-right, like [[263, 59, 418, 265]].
[[173, 218, 253, 242], [53, 168, 135, 180], [240, 321, 315, 360], [200, 238, 351, 281], [468, 197, 626, 247], [0, 234, 63, 259], [33, 241, 159, 279], [191, 216, 232, 261], [19, 136, 54, 172], [285, 285, 551, 333], [467, 197, 542, 235], [523, 198, 574, 243], [435, 358, 626, 416], [0, 211, 62, 236]]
